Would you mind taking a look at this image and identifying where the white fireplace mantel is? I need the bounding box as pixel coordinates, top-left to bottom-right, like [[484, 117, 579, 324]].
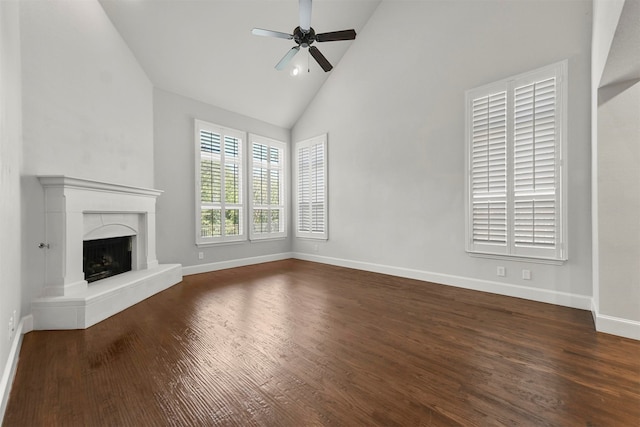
[[39, 175, 163, 296], [33, 176, 182, 330]]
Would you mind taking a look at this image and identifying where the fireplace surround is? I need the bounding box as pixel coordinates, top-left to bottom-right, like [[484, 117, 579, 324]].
[[32, 176, 182, 330]]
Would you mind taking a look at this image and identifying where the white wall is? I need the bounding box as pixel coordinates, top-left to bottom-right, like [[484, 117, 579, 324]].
[[153, 89, 291, 269], [597, 81, 640, 323], [0, 0, 23, 418], [591, 0, 640, 340], [20, 0, 154, 312], [590, 0, 625, 317], [292, 0, 593, 304]]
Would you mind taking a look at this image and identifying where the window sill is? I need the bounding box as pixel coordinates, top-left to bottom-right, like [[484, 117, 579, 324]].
[[467, 251, 566, 266], [295, 236, 328, 241], [249, 236, 287, 242], [196, 239, 247, 248], [196, 236, 288, 247]]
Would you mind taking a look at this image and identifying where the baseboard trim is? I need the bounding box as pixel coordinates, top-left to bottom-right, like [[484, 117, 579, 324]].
[[591, 298, 640, 340], [591, 299, 599, 327], [182, 252, 294, 276], [293, 253, 593, 311], [594, 313, 640, 341], [0, 315, 30, 424]]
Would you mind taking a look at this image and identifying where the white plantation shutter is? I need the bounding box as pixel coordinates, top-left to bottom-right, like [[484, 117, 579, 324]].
[[513, 76, 560, 257], [466, 61, 566, 261], [298, 145, 311, 232], [249, 134, 286, 240], [295, 135, 328, 239], [195, 120, 245, 245], [470, 91, 508, 251], [311, 142, 326, 233]]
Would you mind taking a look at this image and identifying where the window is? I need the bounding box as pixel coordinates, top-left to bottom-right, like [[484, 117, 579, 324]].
[[195, 120, 245, 245], [465, 61, 567, 261], [295, 134, 328, 240], [249, 134, 286, 240]]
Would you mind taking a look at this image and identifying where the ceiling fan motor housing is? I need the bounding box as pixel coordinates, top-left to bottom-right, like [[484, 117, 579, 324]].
[[294, 26, 316, 48]]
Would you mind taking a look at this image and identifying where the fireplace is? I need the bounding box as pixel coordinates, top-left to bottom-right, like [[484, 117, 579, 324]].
[[84, 236, 133, 283], [32, 176, 183, 330]]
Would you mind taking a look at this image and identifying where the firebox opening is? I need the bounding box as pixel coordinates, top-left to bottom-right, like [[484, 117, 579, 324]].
[[83, 236, 133, 283]]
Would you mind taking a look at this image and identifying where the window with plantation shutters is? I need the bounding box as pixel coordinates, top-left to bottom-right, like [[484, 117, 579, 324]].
[[195, 120, 245, 245], [249, 134, 287, 240], [295, 134, 328, 240], [465, 61, 567, 261]]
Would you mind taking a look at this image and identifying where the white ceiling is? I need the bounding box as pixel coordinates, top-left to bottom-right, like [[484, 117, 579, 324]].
[[99, 0, 382, 129]]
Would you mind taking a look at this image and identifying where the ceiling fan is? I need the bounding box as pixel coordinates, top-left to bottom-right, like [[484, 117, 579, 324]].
[[251, 0, 357, 72]]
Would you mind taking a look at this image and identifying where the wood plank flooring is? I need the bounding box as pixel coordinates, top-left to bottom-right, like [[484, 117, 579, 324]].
[[4, 259, 640, 426]]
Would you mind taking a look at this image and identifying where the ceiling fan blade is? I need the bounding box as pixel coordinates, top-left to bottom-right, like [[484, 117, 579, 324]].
[[275, 46, 300, 70], [299, 0, 312, 32], [316, 29, 357, 42], [251, 28, 293, 40], [309, 46, 333, 72]]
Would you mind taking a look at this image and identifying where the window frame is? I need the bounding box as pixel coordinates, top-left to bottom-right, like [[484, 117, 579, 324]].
[[248, 134, 288, 241], [465, 61, 568, 262], [294, 134, 328, 240], [195, 119, 247, 246]]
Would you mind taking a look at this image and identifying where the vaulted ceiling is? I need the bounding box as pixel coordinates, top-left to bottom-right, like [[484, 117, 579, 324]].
[[599, 0, 640, 88], [99, 0, 382, 128]]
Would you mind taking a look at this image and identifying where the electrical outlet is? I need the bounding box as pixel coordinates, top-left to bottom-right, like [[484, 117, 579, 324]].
[[497, 266, 506, 277], [313, 244, 319, 252], [522, 269, 531, 280], [12, 310, 16, 332], [8, 317, 13, 341], [198, 252, 204, 260]]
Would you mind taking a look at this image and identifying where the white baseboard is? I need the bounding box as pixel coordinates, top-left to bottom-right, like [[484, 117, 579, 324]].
[[591, 299, 599, 326], [590, 295, 640, 340], [182, 252, 294, 276], [1, 315, 30, 424], [293, 253, 593, 311], [594, 313, 640, 341]]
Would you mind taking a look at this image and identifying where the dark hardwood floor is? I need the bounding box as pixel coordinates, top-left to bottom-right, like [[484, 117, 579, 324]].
[[4, 260, 640, 426]]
